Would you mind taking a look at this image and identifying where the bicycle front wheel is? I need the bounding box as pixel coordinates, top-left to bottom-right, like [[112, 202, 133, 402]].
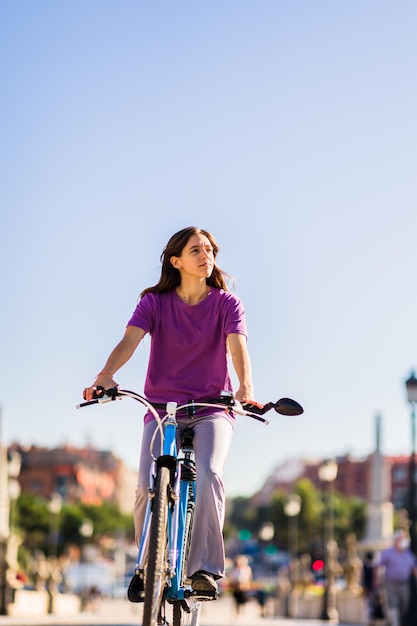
[[143, 466, 170, 626], [173, 599, 201, 626]]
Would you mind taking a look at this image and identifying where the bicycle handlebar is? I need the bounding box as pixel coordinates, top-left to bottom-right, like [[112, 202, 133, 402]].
[[76, 387, 303, 425]]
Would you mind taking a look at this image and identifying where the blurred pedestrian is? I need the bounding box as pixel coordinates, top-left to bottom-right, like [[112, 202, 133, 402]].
[[255, 586, 267, 617], [362, 551, 384, 625], [362, 551, 375, 620], [229, 555, 253, 617], [377, 530, 417, 626]]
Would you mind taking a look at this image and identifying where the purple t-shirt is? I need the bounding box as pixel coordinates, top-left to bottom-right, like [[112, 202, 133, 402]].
[[127, 288, 248, 423], [378, 547, 417, 583]]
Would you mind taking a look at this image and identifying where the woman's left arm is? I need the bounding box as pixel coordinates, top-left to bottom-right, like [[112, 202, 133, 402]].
[[227, 333, 255, 403]]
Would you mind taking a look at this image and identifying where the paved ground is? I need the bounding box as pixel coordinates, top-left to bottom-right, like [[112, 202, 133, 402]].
[[0, 596, 357, 626]]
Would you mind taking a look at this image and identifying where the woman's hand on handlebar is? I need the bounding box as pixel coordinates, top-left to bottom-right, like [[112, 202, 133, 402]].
[[234, 386, 263, 411], [83, 373, 117, 401]]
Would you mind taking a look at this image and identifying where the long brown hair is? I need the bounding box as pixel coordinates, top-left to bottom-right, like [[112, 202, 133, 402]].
[[141, 227, 230, 297]]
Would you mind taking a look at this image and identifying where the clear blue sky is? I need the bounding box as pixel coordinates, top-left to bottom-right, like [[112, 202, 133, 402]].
[[1, 1, 416, 497]]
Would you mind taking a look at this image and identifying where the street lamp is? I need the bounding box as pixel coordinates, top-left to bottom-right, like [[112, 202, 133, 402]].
[[318, 459, 339, 622], [79, 519, 94, 540], [405, 371, 417, 554], [47, 493, 63, 559], [258, 522, 274, 578], [284, 494, 302, 618], [7, 450, 21, 535], [0, 440, 22, 616], [284, 494, 302, 558]]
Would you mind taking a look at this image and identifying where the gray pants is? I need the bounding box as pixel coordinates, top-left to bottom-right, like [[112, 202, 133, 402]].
[[134, 414, 234, 579], [384, 581, 409, 626]]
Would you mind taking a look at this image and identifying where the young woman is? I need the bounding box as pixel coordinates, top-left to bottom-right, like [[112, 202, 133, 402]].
[[83, 226, 257, 599]]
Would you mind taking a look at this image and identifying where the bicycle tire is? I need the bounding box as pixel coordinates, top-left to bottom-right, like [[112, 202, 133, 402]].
[[173, 599, 200, 626], [173, 488, 200, 626], [143, 466, 170, 626]]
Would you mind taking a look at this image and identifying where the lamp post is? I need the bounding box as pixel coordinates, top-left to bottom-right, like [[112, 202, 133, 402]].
[[7, 450, 21, 535], [79, 519, 94, 541], [318, 459, 339, 622], [0, 422, 22, 616], [79, 519, 94, 593], [284, 494, 302, 559], [284, 494, 302, 618], [258, 521, 274, 578], [47, 493, 63, 559], [405, 371, 417, 554]]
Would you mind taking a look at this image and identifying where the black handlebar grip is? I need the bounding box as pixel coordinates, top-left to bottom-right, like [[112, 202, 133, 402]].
[[92, 386, 105, 399], [241, 401, 266, 415]]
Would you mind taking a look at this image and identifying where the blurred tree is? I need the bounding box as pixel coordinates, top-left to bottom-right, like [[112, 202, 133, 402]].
[[14, 495, 134, 560], [16, 493, 49, 554], [227, 496, 259, 535], [225, 478, 366, 560]]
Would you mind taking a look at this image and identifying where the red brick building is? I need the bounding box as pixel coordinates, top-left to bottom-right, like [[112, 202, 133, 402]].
[[10, 443, 137, 513]]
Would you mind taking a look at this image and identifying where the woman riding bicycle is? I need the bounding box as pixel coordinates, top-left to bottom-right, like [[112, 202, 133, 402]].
[[83, 226, 257, 598]]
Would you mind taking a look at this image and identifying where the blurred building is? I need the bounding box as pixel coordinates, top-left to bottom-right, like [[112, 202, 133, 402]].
[[8, 442, 416, 516], [9, 443, 137, 513], [253, 452, 415, 512]]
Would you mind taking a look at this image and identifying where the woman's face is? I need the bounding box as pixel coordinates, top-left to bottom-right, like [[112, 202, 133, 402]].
[[171, 233, 214, 280]]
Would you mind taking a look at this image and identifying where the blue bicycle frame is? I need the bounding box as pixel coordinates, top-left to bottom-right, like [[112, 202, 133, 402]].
[[135, 406, 197, 602]]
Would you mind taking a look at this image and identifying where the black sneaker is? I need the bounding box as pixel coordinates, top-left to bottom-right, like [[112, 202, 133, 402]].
[[190, 571, 218, 593], [127, 573, 144, 603]]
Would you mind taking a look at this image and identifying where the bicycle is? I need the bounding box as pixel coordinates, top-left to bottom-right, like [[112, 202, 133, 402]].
[[77, 388, 303, 626]]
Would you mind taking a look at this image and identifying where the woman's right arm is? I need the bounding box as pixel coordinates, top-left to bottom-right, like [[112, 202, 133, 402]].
[[83, 325, 146, 401]]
